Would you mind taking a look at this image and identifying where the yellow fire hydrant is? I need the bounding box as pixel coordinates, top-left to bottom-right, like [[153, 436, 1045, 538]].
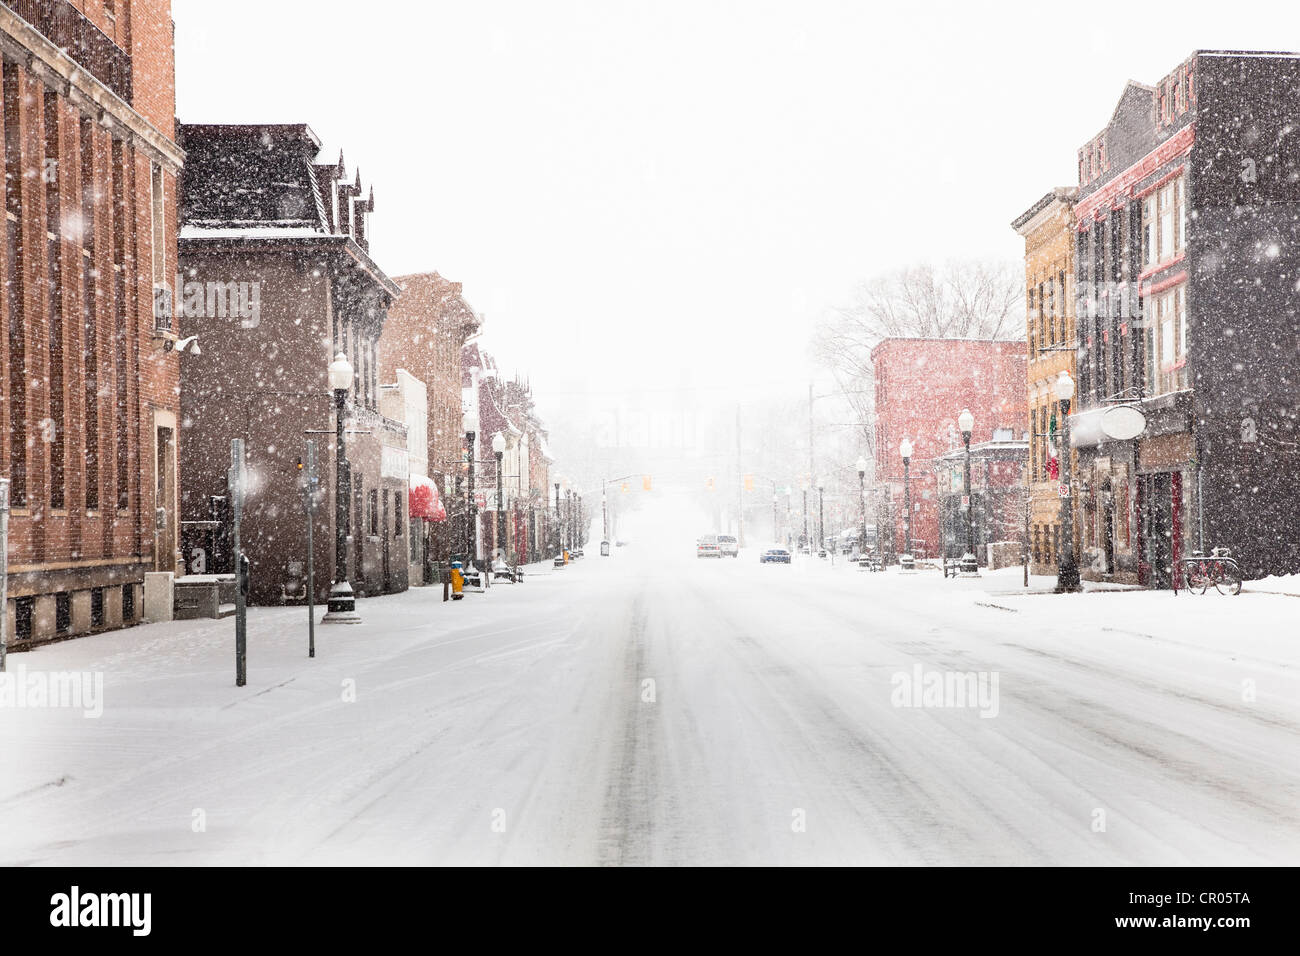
[[450, 564, 465, 600]]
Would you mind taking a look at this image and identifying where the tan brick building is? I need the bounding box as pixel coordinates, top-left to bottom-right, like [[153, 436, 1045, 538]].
[[1011, 187, 1078, 575], [2, 0, 184, 644]]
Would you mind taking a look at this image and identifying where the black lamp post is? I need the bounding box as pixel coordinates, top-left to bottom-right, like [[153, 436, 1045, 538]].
[[1054, 371, 1082, 593], [465, 405, 479, 570], [323, 352, 360, 623], [554, 479, 561, 556], [492, 432, 506, 563], [856, 456, 868, 559], [800, 477, 809, 552], [900, 437, 915, 570], [958, 408, 978, 575], [816, 476, 826, 557]]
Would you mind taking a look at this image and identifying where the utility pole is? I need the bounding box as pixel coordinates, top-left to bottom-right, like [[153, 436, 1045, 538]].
[[808, 381, 815, 498]]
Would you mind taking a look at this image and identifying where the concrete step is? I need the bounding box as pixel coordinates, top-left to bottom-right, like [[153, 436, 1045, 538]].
[[217, 604, 237, 618]]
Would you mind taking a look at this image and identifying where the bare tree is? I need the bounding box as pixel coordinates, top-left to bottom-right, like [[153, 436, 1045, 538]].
[[812, 259, 1024, 467]]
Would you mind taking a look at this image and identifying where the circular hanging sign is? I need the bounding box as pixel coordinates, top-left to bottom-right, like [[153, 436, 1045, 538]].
[[1101, 404, 1146, 441]]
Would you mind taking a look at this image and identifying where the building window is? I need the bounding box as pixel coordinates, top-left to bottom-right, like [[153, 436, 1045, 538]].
[[369, 488, 379, 536], [44, 90, 65, 509], [91, 587, 105, 628], [15, 596, 34, 641], [81, 118, 100, 510], [1143, 174, 1185, 267], [56, 593, 71, 634], [1145, 284, 1187, 396], [122, 583, 135, 621], [394, 492, 403, 538], [150, 162, 165, 284], [5, 62, 28, 507]]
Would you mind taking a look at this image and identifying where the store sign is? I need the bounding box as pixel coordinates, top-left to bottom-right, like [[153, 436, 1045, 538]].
[[1100, 405, 1146, 441]]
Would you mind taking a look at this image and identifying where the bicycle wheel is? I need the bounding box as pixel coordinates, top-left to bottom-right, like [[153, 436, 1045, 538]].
[[1218, 566, 1242, 596], [1185, 562, 1211, 595]]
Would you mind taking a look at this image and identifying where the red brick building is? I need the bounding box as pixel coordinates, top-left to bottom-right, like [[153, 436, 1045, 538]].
[[3, 0, 184, 643], [871, 338, 1027, 562], [377, 272, 480, 571]]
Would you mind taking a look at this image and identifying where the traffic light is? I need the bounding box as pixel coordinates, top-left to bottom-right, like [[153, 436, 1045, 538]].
[[744, 474, 754, 492], [706, 477, 715, 492], [621, 481, 629, 493], [642, 475, 652, 491]]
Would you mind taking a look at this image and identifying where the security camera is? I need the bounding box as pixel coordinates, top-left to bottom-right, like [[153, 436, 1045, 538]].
[[173, 335, 201, 355]]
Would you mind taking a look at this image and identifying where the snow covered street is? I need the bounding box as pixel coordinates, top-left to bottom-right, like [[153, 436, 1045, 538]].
[[3, 542, 1297, 866]]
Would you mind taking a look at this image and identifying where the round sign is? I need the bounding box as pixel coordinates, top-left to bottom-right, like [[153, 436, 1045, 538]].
[[1101, 404, 1146, 441]]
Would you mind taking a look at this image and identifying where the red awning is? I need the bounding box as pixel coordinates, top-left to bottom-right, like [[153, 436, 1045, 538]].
[[409, 475, 446, 521]]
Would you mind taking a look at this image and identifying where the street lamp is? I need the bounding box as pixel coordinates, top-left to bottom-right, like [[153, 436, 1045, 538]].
[[856, 456, 868, 561], [816, 475, 826, 557], [958, 408, 977, 575], [1054, 371, 1081, 593], [799, 476, 810, 552], [492, 431, 506, 565], [323, 352, 360, 623], [554, 479, 562, 557], [900, 438, 915, 571], [465, 404, 480, 570]]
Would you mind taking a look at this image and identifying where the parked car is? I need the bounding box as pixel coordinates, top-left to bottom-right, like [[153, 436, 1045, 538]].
[[697, 535, 722, 558], [717, 534, 739, 557], [759, 546, 791, 564]]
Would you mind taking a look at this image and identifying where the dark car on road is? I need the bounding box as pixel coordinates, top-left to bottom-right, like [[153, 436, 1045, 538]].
[[760, 546, 791, 564]]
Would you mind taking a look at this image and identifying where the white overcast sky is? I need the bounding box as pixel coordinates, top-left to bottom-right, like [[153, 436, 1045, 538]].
[[173, 0, 1300, 427]]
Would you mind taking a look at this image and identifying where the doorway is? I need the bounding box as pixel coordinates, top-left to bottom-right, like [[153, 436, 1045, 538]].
[[1139, 472, 1174, 589], [1100, 479, 1115, 573], [381, 489, 392, 592]]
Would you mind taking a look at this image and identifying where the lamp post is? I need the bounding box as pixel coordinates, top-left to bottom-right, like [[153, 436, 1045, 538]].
[[492, 432, 506, 564], [323, 352, 360, 622], [1054, 371, 1082, 593], [958, 408, 977, 575], [856, 456, 868, 560], [554, 479, 561, 556], [900, 438, 915, 571], [567, 489, 575, 551], [800, 476, 810, 552], [465, 405, 479, 570], [602, 478, 610, 550], [816, 475, 826, 558]]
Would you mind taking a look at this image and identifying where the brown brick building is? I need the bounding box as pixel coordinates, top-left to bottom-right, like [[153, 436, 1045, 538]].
[[377, 272, 480, 569], [2, 0, 184, 644], [176, 123, 407, 605]]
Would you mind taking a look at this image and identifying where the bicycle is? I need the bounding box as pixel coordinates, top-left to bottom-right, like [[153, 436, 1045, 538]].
[[1180, 547, 1242, 595]]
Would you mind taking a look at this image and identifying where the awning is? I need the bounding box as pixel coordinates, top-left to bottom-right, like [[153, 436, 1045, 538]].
[[409, 475, 447, 521]]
